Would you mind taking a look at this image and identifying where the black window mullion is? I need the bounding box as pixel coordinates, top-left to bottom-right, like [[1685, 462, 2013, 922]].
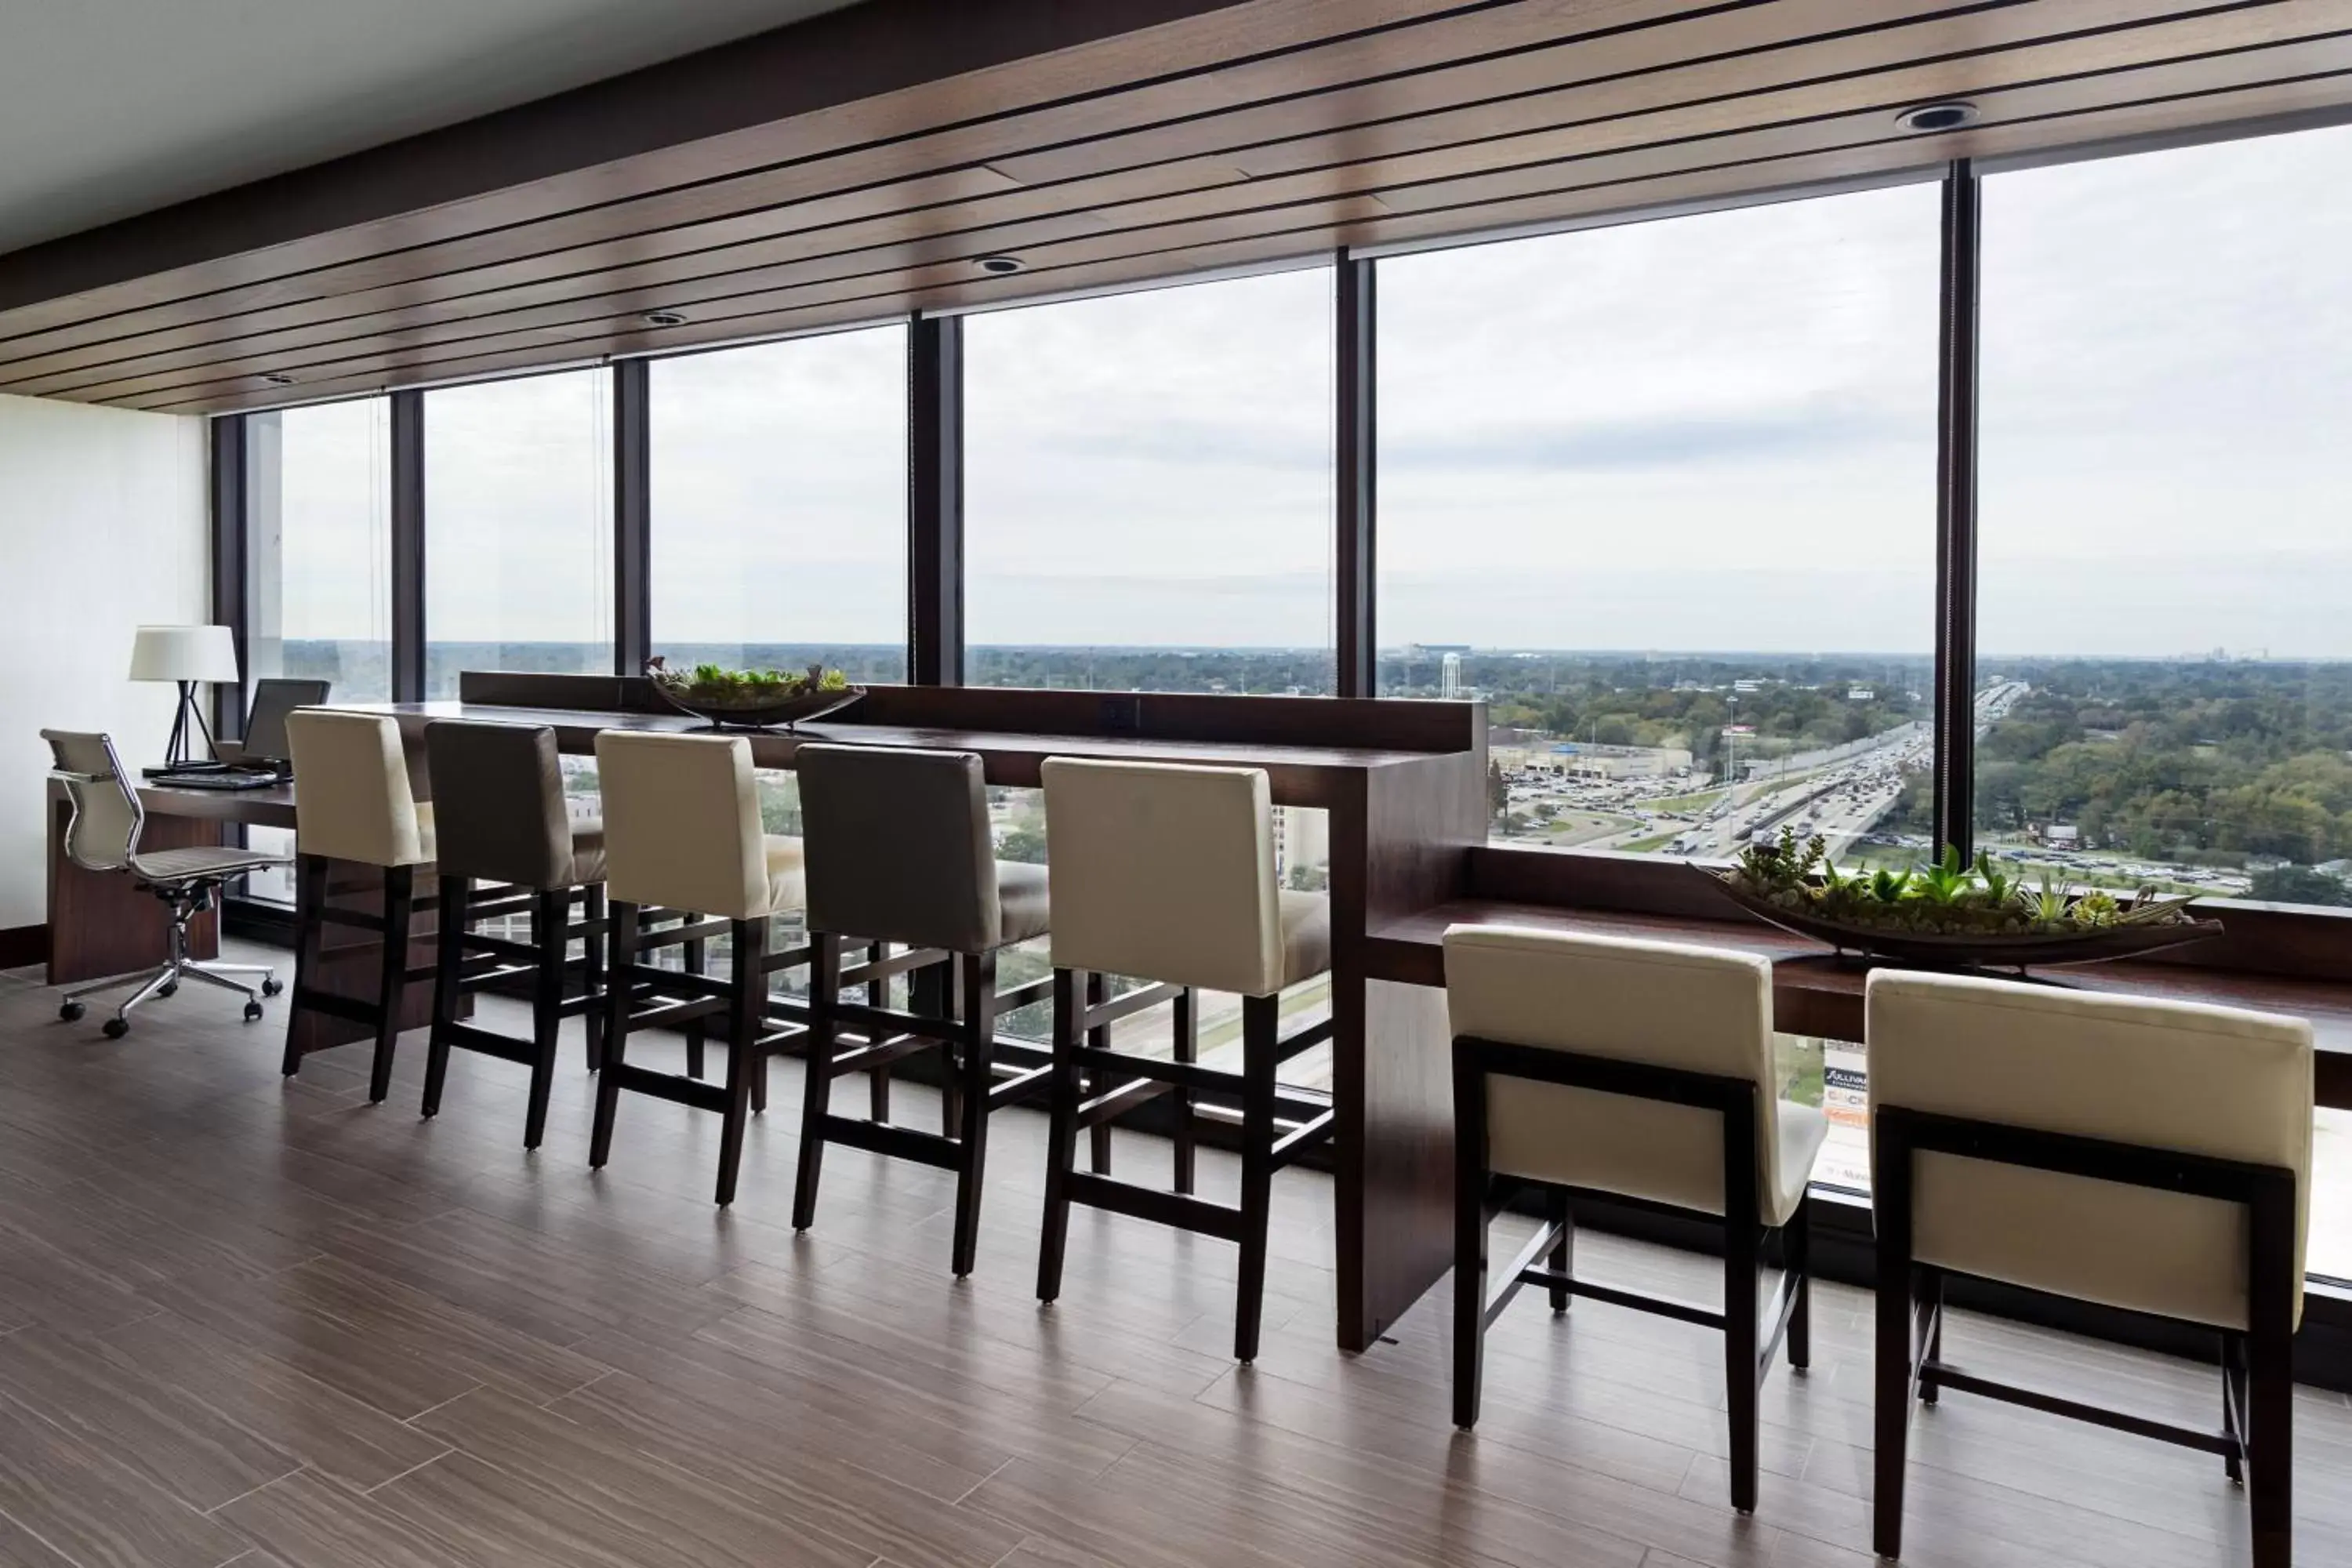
[[390, 389, 426, 703], [1335, 250, 1377, 699], [1932, 158, 1982, 862], [209, 414, 250, 739], [908, 312, 964, 686], [614, 358, 652, 676]]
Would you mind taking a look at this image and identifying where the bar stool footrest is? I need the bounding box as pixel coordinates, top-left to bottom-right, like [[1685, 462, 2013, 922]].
[[1065, 1170, 1246, 1243]]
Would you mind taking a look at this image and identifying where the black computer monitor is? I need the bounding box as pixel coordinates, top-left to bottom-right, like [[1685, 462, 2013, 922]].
[[243, 678, 330, 768]]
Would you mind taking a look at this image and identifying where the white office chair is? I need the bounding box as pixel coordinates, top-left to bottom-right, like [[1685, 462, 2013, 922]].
[[44, 729, 290, 1036]]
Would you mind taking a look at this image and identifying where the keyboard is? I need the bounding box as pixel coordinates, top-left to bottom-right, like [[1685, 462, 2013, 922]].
[[150, 769, 285, 793]]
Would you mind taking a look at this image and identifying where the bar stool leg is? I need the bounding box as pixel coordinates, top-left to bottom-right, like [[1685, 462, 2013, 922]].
[[367, 865, 414, 1105], [284, 854, 332, 1076], [1171, 986, 1196, 1195], [1452, 1052, 1490, 1429], [684, 931, 707, 1080], [950, 951, 998, 1278], [1086, 971, 1113, 1174], [1234, 992, 1278, 1363], [1724, 1214, 1762, 1513], [1036, 967, 1083, 1305], [866, 941, 890, 1122], [1787, 1196, 1812, 1372], [1546, 1188, 1573, 1312], [792, 934, 841, 1232], [582, 884, 606, 1073], [422, 873, 470, 1118], [522, 887, 566, 1151], [714, 917, 766, 1206], [590, 900, 638, 1171], [1917, 1263, 1942, 1402]]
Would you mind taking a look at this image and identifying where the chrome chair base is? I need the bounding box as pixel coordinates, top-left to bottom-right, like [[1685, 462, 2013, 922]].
[[58, 914, 280, 1038]]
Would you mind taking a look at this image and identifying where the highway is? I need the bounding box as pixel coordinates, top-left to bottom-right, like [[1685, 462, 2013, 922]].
[[1500, 681, 2030, 861]]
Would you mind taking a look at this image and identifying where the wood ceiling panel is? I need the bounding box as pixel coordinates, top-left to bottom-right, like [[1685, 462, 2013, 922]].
[[2, 0, 2327, 399], [52, 18, 2352, 407], [115, 45, 2352, 416], [6, 0, 2351, 412]]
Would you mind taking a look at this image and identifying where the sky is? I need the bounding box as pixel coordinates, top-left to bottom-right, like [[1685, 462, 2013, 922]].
[[264, 118, 2352, 660]]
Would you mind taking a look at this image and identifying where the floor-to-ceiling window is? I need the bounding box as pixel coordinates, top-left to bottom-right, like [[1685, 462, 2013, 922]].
[[245, 397, 392, 703], [1378, 183, 1941, 1194], [650, 326, 909, 684], [964, 267, 1338, 695], [423, 368, 614, 698], [241, 396, 392, 902], [1379, 184, 1942, 895], [964, 267, 1337, 1062], [1977, 122, 2352, 1275]]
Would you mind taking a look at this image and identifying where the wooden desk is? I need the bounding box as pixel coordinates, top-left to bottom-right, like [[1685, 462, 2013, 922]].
[[1367, 898, 2352, 1110], [325, 676, 1489, 1353]]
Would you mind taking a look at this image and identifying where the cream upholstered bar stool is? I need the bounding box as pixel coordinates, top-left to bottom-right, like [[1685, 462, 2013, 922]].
[[590, 729, 806, 1206], [1866, 971, 2310, 1568], [789, 743, 1054, 1276], [420, 719, 609, 1149], [1035, 756, 1335, 1363], [283, 709, 437, 1102], [1443, 924, 1826, 1515]]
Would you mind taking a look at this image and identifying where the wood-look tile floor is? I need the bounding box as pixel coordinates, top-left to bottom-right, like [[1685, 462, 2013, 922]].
[[4, 943, 2350, 1568]]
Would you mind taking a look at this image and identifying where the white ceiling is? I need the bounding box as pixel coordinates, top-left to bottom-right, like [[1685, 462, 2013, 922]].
[[0, 0, 862, 255]]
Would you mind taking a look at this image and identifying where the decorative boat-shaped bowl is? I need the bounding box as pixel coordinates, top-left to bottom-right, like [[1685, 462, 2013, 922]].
[[646, 682, 865, 732], [1697, 867, 2227, 971]]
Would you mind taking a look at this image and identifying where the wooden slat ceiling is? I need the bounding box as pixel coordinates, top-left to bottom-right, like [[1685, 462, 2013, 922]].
[[5, 0, 2351, 415]]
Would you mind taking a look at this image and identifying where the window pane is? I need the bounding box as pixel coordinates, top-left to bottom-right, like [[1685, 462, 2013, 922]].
[[424, 368, 614, 696], [1378, 187, 1941, 863], [246, 397, 391, 702], [964, 268, 1335, 694], [1978, 128, 2352, 923], [243, 397, 392, 905], [650, 327, 909, 682]]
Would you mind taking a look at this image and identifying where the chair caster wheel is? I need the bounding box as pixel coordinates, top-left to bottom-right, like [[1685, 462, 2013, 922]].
[[101, 1018, 130, 1039], [158, 982, 180, 998], [243, 1001, 266, 1023], [261, 977, 284, 997], [59, 1000, 85, 1022]]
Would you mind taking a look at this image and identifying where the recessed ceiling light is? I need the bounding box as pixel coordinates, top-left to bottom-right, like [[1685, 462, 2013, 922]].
[[259, 372, 295, 386], [975, 256, 1025, 276], [1896, 100, 1979, 133], [642, 309, 688, 328]]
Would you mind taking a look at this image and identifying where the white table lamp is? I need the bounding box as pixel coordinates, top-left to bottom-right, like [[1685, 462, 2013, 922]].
[[129, 624, 241, 769]]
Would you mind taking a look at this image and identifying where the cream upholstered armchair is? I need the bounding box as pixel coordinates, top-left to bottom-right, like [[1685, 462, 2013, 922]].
[[1443, 923, 1826, 1514], [1034, 756, 1335, 1363], [285, 709, 437, 1102], [589, 730, 806, 1206], [1866, 970, 2310, 1568]]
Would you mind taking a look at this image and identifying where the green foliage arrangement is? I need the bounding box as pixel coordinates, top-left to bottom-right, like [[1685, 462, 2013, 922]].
[[645, 656, 851, 710], [1724, 826, 2202, 938]]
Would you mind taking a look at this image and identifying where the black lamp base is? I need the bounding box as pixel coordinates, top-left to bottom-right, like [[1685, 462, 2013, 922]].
[[161, 681, 218, 771]]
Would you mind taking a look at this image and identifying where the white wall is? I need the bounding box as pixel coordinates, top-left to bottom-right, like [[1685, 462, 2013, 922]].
[[0, 392, 209, 931]]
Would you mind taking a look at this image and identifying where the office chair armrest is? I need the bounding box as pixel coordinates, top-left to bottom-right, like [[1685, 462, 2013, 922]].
[[49, 768, 114, 785]]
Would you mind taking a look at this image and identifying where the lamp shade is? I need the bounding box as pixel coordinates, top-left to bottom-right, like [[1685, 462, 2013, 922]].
[[129, 624, 241, 684]]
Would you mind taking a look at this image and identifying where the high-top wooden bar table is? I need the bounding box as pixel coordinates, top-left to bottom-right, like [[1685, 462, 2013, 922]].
[[330, 673, 1492, 1353]]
